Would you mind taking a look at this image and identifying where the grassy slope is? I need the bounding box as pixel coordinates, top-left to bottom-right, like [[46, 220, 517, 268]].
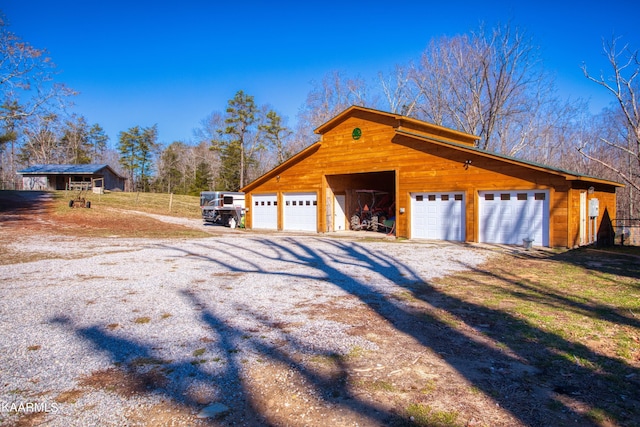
[[50, 191, 210, 238]]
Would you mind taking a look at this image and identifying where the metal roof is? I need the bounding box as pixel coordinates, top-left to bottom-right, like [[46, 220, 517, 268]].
[[395, 128, 624, 187], [18, 164, 112, 175], [243, 108, 623, 192]]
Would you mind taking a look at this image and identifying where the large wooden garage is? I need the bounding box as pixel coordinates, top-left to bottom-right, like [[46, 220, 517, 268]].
[[241, 106, 622, 248]]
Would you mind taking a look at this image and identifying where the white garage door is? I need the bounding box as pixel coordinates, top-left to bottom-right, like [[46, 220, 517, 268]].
[[479, 190, 549, 246], [251, 194, 277, 230], [411, 192, 465, 241], [283, 193, 317, 232]]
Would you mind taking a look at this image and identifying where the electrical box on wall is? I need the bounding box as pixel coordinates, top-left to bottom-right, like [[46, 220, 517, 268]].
[[589, 198, 600, 218]]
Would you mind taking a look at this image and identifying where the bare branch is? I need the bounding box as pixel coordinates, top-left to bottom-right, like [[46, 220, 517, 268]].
[[577, 146, 640, 192]]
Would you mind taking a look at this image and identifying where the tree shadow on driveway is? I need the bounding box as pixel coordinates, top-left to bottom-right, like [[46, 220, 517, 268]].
[[50, 287, 409, 425], [212, 236, 639, 426], [50, 236, 639, 426]]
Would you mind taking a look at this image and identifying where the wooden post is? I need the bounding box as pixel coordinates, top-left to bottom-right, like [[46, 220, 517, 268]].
[[169, 193, 173, 212]]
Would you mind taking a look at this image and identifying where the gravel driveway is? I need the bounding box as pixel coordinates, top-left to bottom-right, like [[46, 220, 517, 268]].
[[1, 226, 493, 426]]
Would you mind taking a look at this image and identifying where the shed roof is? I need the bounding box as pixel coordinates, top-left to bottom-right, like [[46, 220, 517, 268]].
[[18, 164, 124, 178]]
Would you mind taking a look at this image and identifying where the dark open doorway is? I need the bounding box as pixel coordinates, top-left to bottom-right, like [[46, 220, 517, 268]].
[[326, 171, 396, 234]]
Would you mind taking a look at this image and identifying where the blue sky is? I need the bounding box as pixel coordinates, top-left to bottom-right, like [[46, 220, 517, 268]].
[[2, 0, 639, 147]]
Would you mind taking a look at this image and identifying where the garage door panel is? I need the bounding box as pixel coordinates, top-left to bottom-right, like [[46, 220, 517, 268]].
[[252, 194, 277, 230], [283, 192, 317, 232], [443, 199, 463, 240], [411, 192, 465, 241], [479, 191, 548, 246]]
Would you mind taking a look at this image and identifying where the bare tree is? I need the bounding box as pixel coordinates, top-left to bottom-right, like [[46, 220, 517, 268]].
[[476, 24, 546, 150], [0, 15, 76, 180], [378, 65, 421, 116], [498, 95, 590, 167], [0, 17, 75, 121], [580, 36, 640, 217], [194, 111, 224, 142], [296, 70, 371, 149], [409, 34, 483, 131], [19, 113, 62, 164], [398, 23, 549, 154]]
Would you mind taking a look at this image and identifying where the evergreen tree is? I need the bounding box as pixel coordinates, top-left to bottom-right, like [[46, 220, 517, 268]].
[[216, 139, 241, 191], [197, 92, 288, 191], [156, 142, 184, 194], [189, 160, 211, 195], [259, 110, 292, 165], [117, 124, 158, 191], [118, 126, 140, 191], [0, 100, 20, 146], [138, 125, 158, 191], [88, 123, 109, 162], [222, 90, 258, 189], [0, 100, 21, 181], [60, 116, 91, 164]]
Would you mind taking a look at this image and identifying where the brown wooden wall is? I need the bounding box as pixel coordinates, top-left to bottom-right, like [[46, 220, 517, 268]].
[[565, 187, 617, 247], [244, 114, 619, 248]]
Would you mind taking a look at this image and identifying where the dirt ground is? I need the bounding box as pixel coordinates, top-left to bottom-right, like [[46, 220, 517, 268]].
[[1, 191, 636, 427]]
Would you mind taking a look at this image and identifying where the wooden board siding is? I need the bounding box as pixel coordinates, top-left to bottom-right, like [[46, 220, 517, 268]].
[[391, 134, 573, 242], [245, 117, 399, 231], [570, 189, 584, 248], [550, 188, 568, 248], [594, 190, 617, 245], [242, 107, 622, 247], [565, 186, 618, 247], [316, 106, 479, 147]]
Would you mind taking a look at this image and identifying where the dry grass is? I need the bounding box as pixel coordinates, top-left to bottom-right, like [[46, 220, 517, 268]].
[[48, 191, 210, 238], [61, 190, 202, 218]]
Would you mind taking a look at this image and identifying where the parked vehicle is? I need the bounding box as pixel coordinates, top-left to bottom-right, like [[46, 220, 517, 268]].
[[200, 191, 245, 226], [350, 189, 394, 232]]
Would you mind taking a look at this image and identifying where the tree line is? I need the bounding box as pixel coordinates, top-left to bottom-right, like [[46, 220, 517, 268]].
[[1, 11, 638, 217]]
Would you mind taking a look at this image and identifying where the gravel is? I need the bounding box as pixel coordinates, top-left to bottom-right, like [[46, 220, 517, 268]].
[[0, 228, 493, 426]]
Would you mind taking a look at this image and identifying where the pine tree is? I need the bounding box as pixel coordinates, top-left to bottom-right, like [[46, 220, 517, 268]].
[[60, 116, 91, 164], [88, 124, 109, 162], [117, 126, 139, 191], [157, 142, 184, 193], [223, 91, 258, 189], [259, 110, 292, 165], [117, 125, 158, 191], [189, 160, 211, 195], [138, 125, 158, 191], [216, 139, 241, 191]]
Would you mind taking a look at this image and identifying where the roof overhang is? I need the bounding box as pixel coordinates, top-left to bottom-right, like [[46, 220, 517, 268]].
[[395, 128, 625, 188], [241, 142, 321, 193], [315, 105, 480, 146], [18, 164, 126, 180], [241, 106, 623, 192]]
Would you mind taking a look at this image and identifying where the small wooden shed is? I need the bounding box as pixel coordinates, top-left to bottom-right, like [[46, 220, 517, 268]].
[[18, 164, 126, 192], [242, 106, 622, 248]]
